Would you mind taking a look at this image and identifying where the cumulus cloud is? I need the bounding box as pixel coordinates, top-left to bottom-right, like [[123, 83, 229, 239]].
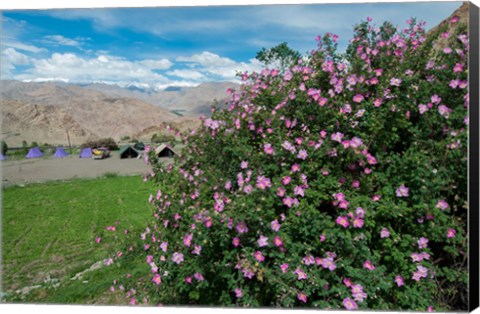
[[137, 59, 173, 70], [2, 48, 31, 65], [166, 69, 206, 80], [14, 52, 171, 87], [1, 48, 32, 78], [176, 51, 263, 81]]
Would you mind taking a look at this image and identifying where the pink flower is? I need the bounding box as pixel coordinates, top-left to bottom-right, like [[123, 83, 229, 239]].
[[418, 104, 429, 114], [297, 149, 308, 160], [303, 255, 315, 265], [396, 184, 409, 197], [390, 77, 402, 86], [152, 274, 162, 285], [447, 228, 457, 238], [355, 207, 365, 218], [264, 143, 275, 155], [363, 260, 375, 270], [435, 200, 450, 210], [183, 233, 193, 247], [344, 278, 353, 287], [336, 216, 350, 228], [294, 268, 308, 280], [395, 275, 404, 287], [95, 237, 102, 243], [192, 244, 202, 255], [282, 176, 292, 185], [236, 221, 248, 234], [235, 288, 243, 298], [291, 163, 301, 172], [194, 272, 204, 281], [353, 94, 364, 103], [254, 251, 265, 262], [273, 236, 283, 247], [257, 235, 269, 247], [280, 263, 289, 273], [418, 237, 429, 249], [438, 105, 451, 118], [343, 297, 358, 310], [275, 187, 286, 197], [172, 252, 184, 264], [256, 176, 272, 190], [232, 237, 241, 248], [453, 63, 464, 73], [380, 228, 390, 238], [331, 132, 344, 143], [298, 292, 307, 303], [240, 160, 248, 169], [353, 217, 364, 228], [160, 242, 168, 252]]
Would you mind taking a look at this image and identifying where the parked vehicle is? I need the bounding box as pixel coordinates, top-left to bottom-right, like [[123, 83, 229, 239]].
[[92, 147, 110, 160]]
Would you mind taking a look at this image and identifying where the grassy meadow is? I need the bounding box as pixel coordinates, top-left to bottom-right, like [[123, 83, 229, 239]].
[[1, 175, 154, 304]]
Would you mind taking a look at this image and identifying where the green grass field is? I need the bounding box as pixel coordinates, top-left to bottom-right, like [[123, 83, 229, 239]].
[[1, 175, 154, 304]]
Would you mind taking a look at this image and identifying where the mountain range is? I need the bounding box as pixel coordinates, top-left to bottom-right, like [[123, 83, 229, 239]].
[[1, 80, 238, 146]]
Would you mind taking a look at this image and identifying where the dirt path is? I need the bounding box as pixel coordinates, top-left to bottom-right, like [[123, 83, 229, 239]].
[[1, 152, 157, 186]]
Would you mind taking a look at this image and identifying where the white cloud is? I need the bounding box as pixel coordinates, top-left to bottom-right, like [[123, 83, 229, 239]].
[[1, 48, 32, 79], [2, 48, 31, 65], [166, 69, 206, 80], [176, 51, 264, 81], [177, 51, 236, 68], [2, 41, 46, 53], [14, 52, 171, 87], [42, 35, 83, 47], [137, 59, 173, 70]]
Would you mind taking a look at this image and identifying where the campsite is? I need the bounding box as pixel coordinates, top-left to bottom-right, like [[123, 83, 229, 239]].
[[1, 144, 176, 186]]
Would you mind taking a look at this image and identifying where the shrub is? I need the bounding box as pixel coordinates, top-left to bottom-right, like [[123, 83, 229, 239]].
[[81, 137, 119, 150], [104, 16, 468, 311], [1, 141, 8, 155]]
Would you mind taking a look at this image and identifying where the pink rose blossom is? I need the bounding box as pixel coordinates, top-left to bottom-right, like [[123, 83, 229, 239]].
[[447, 228, 457, 238], [298, 292, 307, 303], [395, 275, 404, 287], [254, 251, 265, 262], [363, 260, 375, 270]]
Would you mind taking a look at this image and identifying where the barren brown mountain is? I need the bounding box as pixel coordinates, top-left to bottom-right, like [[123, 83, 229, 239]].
[[1, 80, 204, 146]]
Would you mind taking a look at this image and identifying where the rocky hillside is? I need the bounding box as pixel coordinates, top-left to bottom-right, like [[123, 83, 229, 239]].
[[1, 80, 202, 146]]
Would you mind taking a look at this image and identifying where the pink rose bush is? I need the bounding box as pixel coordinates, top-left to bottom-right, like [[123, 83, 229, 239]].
[[103, 15, 468, 311]]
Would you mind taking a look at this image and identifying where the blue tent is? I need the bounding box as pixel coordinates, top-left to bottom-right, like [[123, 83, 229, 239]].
[[53, 147, 69, 158], [25, 147, 44, 159], [79, 147, 92, 158]]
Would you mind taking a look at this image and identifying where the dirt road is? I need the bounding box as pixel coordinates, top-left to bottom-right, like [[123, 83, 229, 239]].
[[1, 152, 161, 186]]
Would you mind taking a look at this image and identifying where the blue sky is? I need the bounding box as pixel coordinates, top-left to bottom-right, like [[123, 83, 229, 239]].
[[1, 1, 462, 89]]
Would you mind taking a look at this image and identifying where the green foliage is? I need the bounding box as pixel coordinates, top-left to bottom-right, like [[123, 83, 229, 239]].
[[82, 138, 119, 150], [256, 42, 301, 71], [151, 133, 176, 144], [108, 16, 469, 310], [1, 140, 8, 155]]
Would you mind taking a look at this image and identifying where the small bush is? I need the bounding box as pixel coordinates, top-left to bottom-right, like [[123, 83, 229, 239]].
[[82, 138, 119, 150]]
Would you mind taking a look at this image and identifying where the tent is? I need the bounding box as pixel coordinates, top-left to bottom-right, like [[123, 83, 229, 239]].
[[134, 142, 145, 151], [155, 144, 176, 158], [25, 147, 44, 159], [79, 147, 93, 158], [119, 145, 140, 159], [53, 147, 69, 158], [0, 153, 6, 160]]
